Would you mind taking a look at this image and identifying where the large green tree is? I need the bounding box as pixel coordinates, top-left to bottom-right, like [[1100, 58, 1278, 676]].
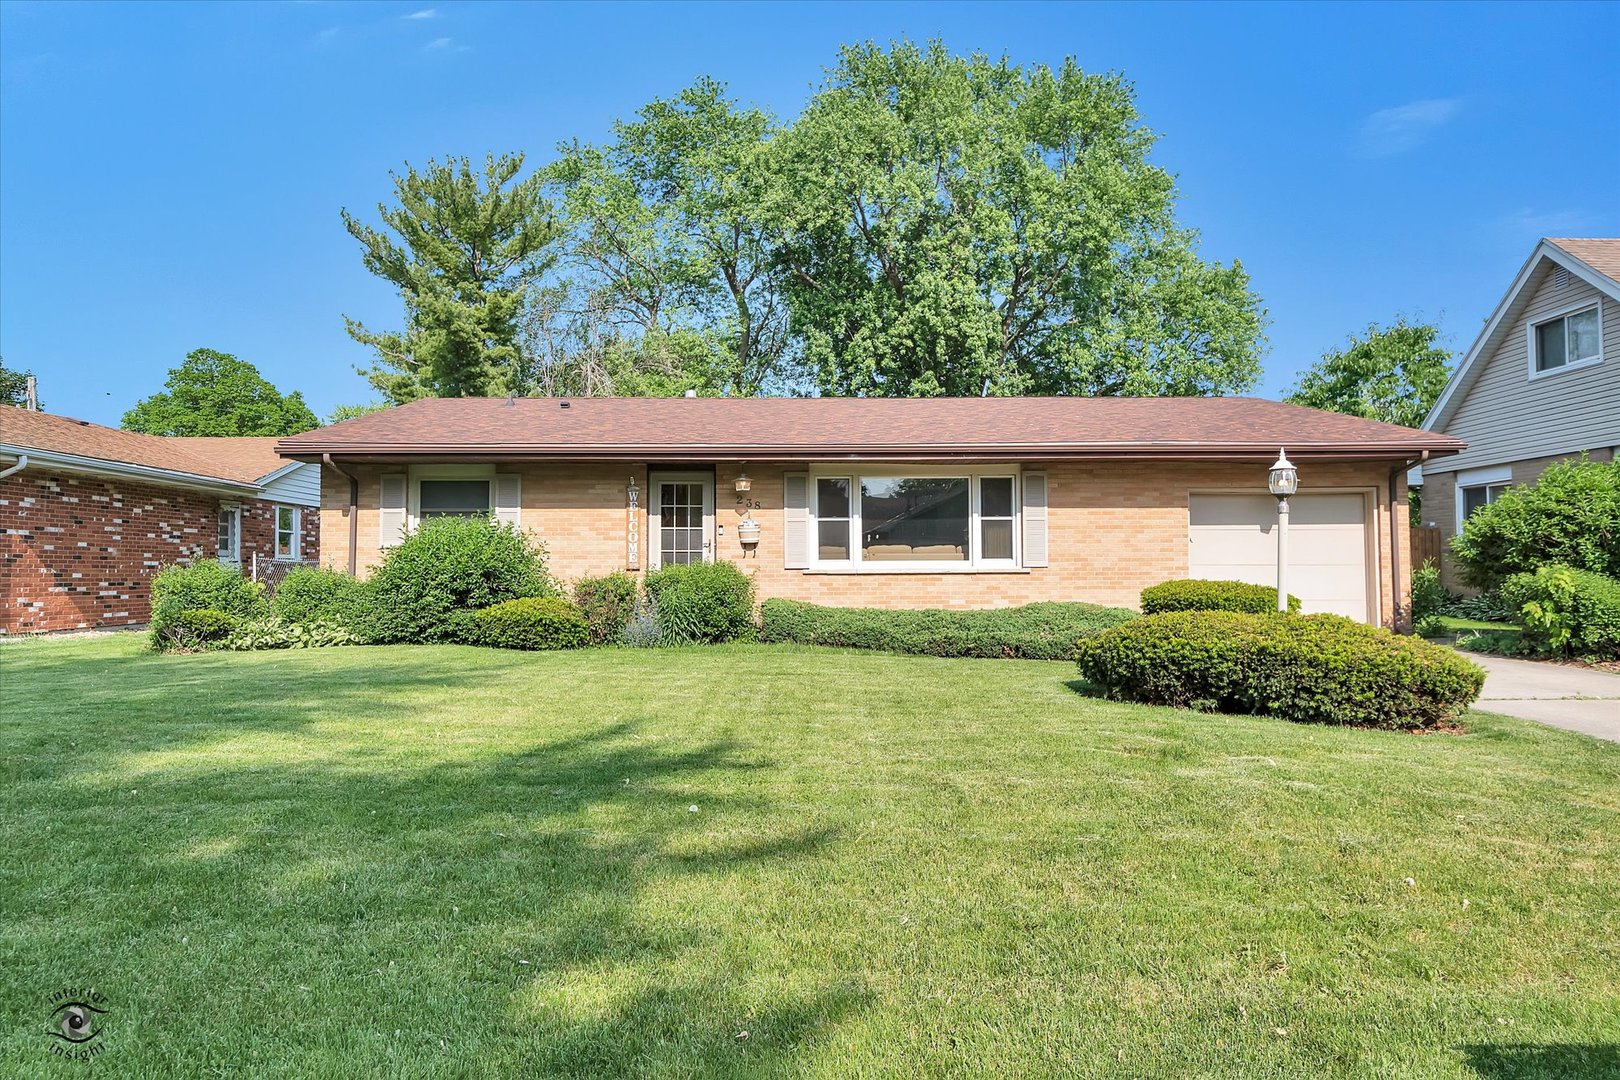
[[122, 349, 318, 436], [343, 154, 561, 402], [1286, 318, 1453, 429], [763, 41, 1265, 397], [545, 79, 789, 396]]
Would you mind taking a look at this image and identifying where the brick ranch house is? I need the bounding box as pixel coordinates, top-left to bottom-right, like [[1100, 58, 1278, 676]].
[[1, 409, 321, 633], [277, 396, 1464, 628]]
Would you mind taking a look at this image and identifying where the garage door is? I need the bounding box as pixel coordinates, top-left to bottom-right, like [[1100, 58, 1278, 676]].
[[1188, 493, 1373, 622]]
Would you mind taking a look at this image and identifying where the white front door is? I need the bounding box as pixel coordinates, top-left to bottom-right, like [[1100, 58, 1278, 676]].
[[649, 471, 715, 568]]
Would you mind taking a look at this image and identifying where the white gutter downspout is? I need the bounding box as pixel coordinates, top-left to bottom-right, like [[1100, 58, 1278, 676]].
[[0, 453, 28, 481]]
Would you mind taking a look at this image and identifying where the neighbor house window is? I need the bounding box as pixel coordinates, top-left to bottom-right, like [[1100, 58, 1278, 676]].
[[1533, 304, 1601, 373], [809, 470, 1021, 569], [217, 506, 241, 563], [418, 479, 491, 518], [274, 506, 300, 560], [1460, 483, 1507, 522]]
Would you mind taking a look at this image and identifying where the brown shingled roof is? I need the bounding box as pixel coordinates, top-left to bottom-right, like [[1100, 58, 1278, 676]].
[[278, 396, 1465, 463], [1547, 238, 1620, 285], [0, 409, 285, 485]]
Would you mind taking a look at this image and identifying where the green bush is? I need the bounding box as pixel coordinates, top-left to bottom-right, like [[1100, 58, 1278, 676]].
[[454, 596, 589, 651], [573, 572, 638, 645], [1413, 614, 1450, 639], [759, 599, 1137, 660], [1140, 579, 1300, 615], [1499, 565, 1620, 658], [155, 608, 241, 651], [1075, 610, 1485, 730], [270, 565, 370, 630], [149, 561, 265, 650], [222, 616, 361, 651], [642, 561, 757, 644], [1451, 456, 1620, 588], [1410, 562, 1456, 621], [363, 517, 555, 643]]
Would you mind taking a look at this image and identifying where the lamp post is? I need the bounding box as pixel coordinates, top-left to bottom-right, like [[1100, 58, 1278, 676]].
[[1268, 449, 1299, 613]]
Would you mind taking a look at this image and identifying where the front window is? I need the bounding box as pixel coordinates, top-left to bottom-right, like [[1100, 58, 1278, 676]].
[[810, 471, 1020, 569], [1533, 306, 1601, 373], [274, 506, 300, 560], [216, 506, 240, 562], [419, 479, 491, 519], [1460, 483, 1507, 522]]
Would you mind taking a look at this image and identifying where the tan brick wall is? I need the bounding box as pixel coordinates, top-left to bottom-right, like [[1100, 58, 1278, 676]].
[[323, 459, 1409, 627], [1427, 447, 1615, 591]]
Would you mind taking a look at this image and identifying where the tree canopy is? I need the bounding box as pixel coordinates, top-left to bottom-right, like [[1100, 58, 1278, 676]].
[[0, 358, 40, 409], [122, 349, 319, 436], [1286, 318, 1453, 429], [343, 154, 561, 403]]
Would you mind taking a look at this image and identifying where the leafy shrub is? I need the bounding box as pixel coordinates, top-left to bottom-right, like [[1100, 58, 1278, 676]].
[[155, 608, 241, 652], [1440, 592, 1518, 623], [363, 517, 555, 643], [759, 599, 1137, 660], [1499, 565, 1620, 658], [149, 561, 265, 650], [642, 561, 757, 644], [1451, 456, 1620, 588], [270, 565, 370, 630], [1075, 611, 1485, 730], [1413, 614, 1450, 639], [573, 572, 638, 645], [1454, 628, 1530, 657], [454, 596, 589, 651], [222, 616, 361, 651], [1410, 562, 1456, 622], [1140, 579, 1300, 615]]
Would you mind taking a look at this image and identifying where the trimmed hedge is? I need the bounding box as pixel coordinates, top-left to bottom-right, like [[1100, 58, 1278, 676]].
[[1075, 610, 1485, 730], [363, 517, 555, 643], [759, 599, 1137, 660], [643, 561, 757, 644], [1499, 564, 1620, 658], [573, 572, 638, 645], [453, 597, 590, 651], [270, 565, 370, 631], [1140, 579, 1301, 615], [149, 561, 265, 650]]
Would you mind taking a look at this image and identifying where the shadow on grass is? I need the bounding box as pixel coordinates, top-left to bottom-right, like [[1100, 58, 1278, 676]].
[[1462, 1043, 1620, 1079]]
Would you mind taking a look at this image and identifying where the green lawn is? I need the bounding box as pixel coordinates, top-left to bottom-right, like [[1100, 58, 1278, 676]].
[[2, 636, 1618, 1078]]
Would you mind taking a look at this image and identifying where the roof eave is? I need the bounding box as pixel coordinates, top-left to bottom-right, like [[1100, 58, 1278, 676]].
[[0, 444, 262, 495]]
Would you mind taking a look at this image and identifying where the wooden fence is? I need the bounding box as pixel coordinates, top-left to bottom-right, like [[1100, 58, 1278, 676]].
[[1410, 525, 1443, 571]]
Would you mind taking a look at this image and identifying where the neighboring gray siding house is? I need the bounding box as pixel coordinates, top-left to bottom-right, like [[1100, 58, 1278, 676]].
[[1418, 237, 1620, 587]]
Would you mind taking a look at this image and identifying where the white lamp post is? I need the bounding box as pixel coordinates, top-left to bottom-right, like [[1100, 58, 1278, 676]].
[[1268, 449, 1299, 613]]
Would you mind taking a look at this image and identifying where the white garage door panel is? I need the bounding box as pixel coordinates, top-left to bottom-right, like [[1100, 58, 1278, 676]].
[[1188, 493, 1373, 623]]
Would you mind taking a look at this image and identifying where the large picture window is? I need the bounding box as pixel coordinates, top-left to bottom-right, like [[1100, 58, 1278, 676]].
[[809, 470, 1021, 569], [419, 479, 491, 519]]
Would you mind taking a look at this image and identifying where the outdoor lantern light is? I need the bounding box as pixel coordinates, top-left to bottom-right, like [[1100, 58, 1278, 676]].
[[1268, 449, 1298, 613], [735, 470, 752, 494]]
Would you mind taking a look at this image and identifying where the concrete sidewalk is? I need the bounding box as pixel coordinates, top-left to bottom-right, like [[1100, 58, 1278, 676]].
[[1466, 652, 1620, 743]]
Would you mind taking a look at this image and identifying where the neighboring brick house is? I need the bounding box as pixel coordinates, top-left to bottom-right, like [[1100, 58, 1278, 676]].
[[278, 396, 1464, 628], [1414, 237, 1620, 589], [0, 410, 321, 633]]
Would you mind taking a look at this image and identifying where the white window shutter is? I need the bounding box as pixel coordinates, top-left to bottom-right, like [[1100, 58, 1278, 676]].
[[494, 474, 522, 528], [379, 474, 407, 548], [1022, 472, 1048, 567], [783, 472, 809, 569]]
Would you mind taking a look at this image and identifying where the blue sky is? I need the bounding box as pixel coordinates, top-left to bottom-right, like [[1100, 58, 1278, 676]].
[[2, 0, 1617, 427]]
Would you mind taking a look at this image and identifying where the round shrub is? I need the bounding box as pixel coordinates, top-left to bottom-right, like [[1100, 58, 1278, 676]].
[[156, 608, 241, 652], [1451, 456, 1620, 588], [642, 561, 756, 644], [457, 597, 589, 650], [1075, 610, 1485, 730], [1498, 564, 1620, 658], [149, 560, 265, 649], [573, 572, 638, 645], [1140, 579, 1300, 615], [363, 518, 555, 643], [270, 565, 370, 629], [759, 599, 1136, 660]]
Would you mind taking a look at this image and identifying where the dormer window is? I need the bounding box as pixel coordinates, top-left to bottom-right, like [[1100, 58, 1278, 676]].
[[1532, 304, 1601, 375]]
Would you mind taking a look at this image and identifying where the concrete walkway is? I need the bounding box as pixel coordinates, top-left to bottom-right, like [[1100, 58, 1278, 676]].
[[1466, 652, 1620, 743]]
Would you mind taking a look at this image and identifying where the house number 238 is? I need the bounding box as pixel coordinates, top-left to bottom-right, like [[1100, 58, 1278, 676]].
[[736, 498, 761, 510]]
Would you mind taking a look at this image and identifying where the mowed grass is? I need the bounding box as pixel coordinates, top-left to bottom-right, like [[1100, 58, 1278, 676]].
[[2, 636, 1618, 1079]]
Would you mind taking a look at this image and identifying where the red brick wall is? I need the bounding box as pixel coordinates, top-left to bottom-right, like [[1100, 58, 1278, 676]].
[[0, 470, 320, 634]]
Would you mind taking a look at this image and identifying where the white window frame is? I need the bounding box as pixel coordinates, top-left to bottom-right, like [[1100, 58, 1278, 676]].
[[408, 464, 495, 529], [273, 505, 301, 561], [216, 504, 241, 565], [1455, 465, 1513, 534], [1527, 298, 1604, 380], [807, 465, 1022, 572]]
